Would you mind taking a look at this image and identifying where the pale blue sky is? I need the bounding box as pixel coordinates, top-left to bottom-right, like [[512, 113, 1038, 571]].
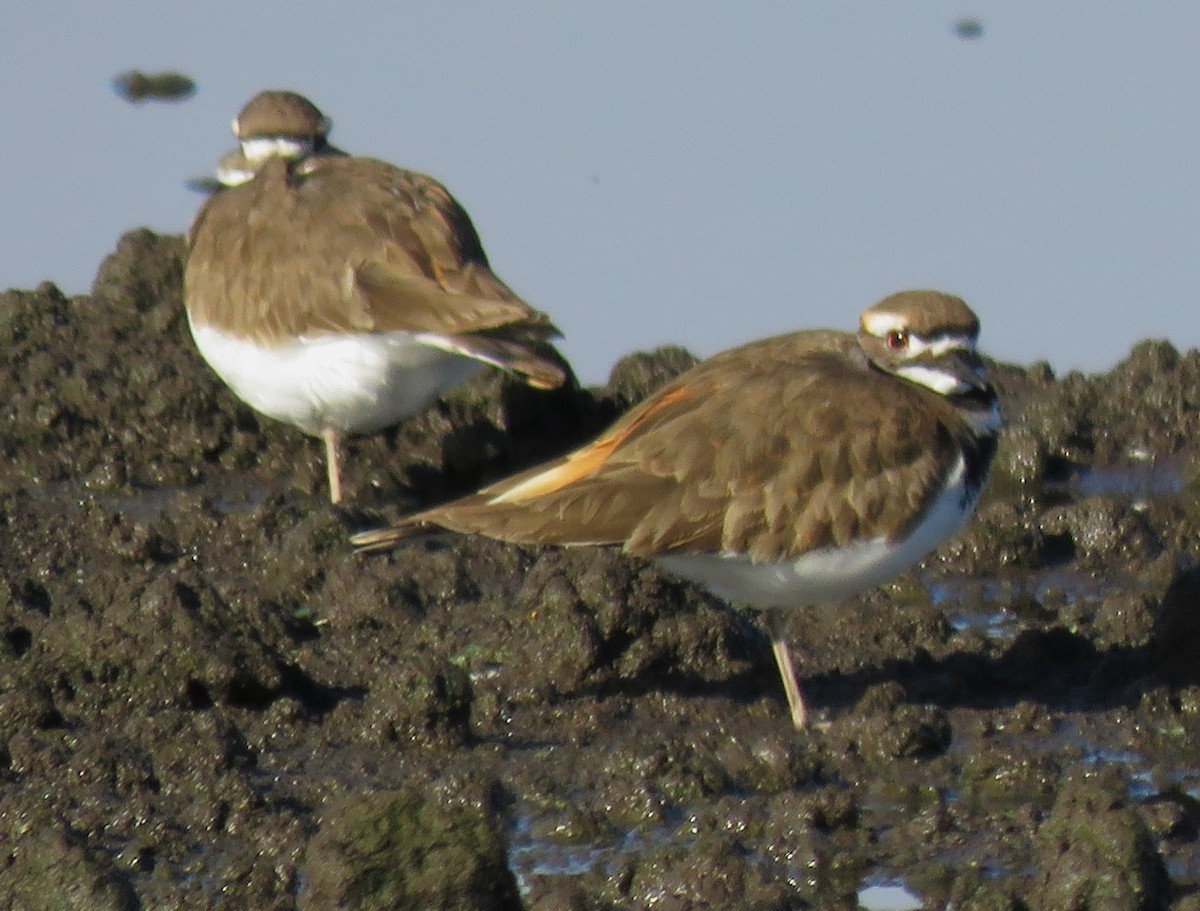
[[4, 3, 1200, 382]]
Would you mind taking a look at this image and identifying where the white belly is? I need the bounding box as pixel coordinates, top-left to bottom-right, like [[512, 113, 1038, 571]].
[[189, 321, 482, 437], [657, 457, 975, 608]]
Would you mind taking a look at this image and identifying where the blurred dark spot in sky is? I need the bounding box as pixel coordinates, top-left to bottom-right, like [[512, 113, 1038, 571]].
[[954, 17, 984, 40], [112, 71, 197, 104]]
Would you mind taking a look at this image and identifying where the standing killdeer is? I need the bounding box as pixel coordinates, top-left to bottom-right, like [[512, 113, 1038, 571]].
[[184, 95, 568, 503], [352, 290, 1000, 729]]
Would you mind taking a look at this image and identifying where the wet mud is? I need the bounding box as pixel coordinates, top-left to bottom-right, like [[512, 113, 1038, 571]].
[[1, 229, 1200, 909]]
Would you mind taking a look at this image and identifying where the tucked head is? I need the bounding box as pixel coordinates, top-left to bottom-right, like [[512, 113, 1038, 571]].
[[213, 148, 256, 188], [857, 290, 988, 397], [232, 90, 333, 166]]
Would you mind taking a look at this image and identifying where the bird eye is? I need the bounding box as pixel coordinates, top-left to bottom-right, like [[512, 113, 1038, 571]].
[[886, 329, 909, 351]]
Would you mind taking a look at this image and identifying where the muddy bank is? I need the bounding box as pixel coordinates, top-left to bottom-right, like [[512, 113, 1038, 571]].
[[0, 229, 1199, 909]]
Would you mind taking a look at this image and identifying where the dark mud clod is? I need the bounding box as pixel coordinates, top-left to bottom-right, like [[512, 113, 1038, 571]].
[[300, 788, 521, 911], [1033, 768, 1168, 911]]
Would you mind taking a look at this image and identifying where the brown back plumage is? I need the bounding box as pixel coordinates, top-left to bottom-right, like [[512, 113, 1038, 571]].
[[352, 326, 983, 559], [185, 155, 568, 388]]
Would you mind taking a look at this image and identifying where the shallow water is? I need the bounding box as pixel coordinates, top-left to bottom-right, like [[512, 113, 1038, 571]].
[[856, 881, 924, 911], [1074, 458, 1184, 501]]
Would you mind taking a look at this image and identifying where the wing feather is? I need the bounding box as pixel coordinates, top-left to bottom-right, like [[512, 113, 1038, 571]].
[[353, 331, 969, 560], [185, 156, 562, 382]]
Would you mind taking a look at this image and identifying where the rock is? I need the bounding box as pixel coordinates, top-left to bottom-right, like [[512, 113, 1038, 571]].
[[1039, 498, 1162, 568], [1032, 768, 1166, 911], [299, 788, 521, 911], [605, 345, 698, 410], [1152, 564, 1200, 686], [0, 822, 139, 911]]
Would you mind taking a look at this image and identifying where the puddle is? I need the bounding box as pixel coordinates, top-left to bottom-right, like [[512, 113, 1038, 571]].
[[1075, 459, 1183, 502], [507, 805, 683, 896], [928, 576, 1022, 639], [858, 880, 924, 911], [928, 568, 1115, 641], [508, 809, 599, 881], [1080, 745, 1158, 800]]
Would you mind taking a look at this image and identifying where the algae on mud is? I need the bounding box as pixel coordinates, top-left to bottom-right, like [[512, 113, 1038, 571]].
[[0, 230, 1199, 908]]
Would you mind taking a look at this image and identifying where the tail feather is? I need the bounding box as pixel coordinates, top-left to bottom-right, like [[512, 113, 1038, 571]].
[[350, 522, 429, 552], [420, 331, 572, 390]]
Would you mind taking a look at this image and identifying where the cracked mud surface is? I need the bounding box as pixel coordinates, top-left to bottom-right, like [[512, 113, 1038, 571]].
[[1, 229, 1199, 909]]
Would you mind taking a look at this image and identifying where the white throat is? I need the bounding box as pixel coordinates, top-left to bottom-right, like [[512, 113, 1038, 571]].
[[895, 363, 973, 395], [240, 136, 313, 166], [216, 162, 256, 188]]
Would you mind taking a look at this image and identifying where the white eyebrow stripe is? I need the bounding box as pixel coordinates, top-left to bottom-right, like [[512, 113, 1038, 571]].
[[861, 313, 977, 355], [861, 311, 907, 336]]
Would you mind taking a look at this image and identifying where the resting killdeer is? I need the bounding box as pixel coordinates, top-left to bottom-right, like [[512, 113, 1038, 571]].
[[187, 90, 348, 194], [352, 290, 1000, 729], [185, 101, 569, 503], [232, 89, 347, 167]]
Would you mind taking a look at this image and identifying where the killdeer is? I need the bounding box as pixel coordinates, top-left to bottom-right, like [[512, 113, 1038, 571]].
[[232, 89, 347, 167], [187, 90, 347, 194], [184, 95, 568, 503], [352, 291, 1000, 729]]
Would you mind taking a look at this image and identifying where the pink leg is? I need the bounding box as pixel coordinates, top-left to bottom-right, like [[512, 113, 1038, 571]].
[[322, 427, 343, 504], [767, 610, 808, 730]]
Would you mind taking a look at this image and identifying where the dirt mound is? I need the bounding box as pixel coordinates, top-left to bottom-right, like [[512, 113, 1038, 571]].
[[0, 229, 1198, 909]]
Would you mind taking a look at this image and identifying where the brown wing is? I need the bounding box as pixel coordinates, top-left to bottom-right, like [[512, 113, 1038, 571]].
[[352, 331, 967, 560], [184, 156, 564, 386]]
